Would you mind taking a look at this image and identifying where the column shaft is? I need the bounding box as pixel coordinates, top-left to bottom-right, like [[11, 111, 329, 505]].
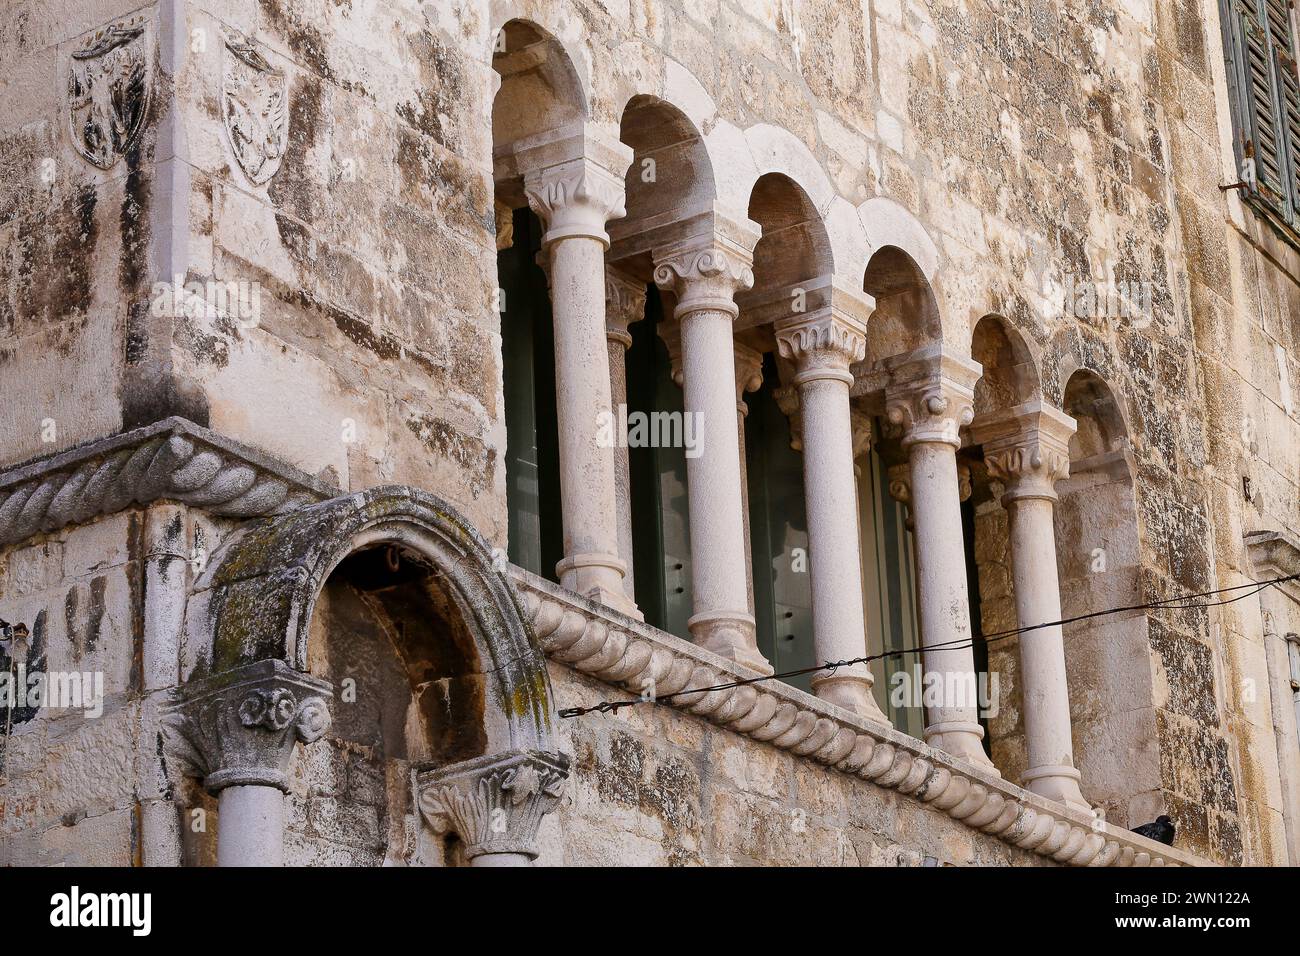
[[798, 374, 885, 719], [884, 346, 996, 771], [216, 784, 285, 867], [526, 146, 636, 617], [680, 308, 757, 656], [1006, 496, 1085, 807], [548, 235, 628, 607], [977, 400, 1087, 808], [907, 440, 991, 764], [654, 235, 768, 674], [607, 331, 635, 600]]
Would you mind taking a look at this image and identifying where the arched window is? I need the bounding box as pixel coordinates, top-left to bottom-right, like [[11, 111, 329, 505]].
[[1055, 367, 1148, 823], [967, 314, 1042, 773], [859, 245, 946, 736], [490, 20, 586, 582]]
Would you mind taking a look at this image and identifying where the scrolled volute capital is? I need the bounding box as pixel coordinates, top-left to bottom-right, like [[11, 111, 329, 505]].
[[417, 749, 571, 861], [653, 239, 755, 319], [162, 659, 333, 793], [885, 382, 975, 448]]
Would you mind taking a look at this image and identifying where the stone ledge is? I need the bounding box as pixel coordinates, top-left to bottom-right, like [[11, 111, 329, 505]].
[[0, 418, 337, 548], [512, 567, 1211, 868]]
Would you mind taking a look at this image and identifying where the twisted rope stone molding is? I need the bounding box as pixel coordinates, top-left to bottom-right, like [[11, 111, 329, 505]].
[[0, 418, 336, 548], [511, 568, 1207, 868]]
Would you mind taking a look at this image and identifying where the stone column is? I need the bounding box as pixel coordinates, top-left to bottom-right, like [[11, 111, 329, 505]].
[[776, 300, 887, 722], [976, 402, 1087, 808], [884, 345, 996, 771], [604, 267, 646, 601], [418, 749, 571, 866], [654, 233, 771, 674], [524, 147, 638, 618], [164, 659, 333, 866]]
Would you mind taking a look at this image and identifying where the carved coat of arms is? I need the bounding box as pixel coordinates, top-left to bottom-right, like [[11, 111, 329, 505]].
[[67, 18, 152, 169], [222, 34, 288, 185]]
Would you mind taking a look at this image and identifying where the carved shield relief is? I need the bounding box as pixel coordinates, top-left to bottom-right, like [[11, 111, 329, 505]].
[[222, 34, 288, 185], [67, 17, 152, 169]]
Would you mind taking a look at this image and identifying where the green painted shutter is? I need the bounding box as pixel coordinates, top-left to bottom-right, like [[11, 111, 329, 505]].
[[1224, 0, 1300, 226], [1271, 2, 1300, 217]]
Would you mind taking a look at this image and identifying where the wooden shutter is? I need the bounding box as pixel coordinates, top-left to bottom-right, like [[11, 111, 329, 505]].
[[1225, 0, 1300, 226], [1270, 0, 1300, 220]]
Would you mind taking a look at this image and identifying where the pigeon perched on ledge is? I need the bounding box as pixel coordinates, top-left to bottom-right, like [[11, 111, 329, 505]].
[[1131, 815, 1175, 845]]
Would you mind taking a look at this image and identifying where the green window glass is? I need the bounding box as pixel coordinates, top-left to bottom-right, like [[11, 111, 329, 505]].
[[499, 208, 563, 581], [746, 354, 815, 689], [858, 451, 925, 738], [627, 287, 694, 639]]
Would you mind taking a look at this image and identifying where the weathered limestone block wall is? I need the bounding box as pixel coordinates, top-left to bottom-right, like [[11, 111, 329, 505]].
[[0, 514, 143, 866], [1161, 0, 1300, 868], [0, 2, 169, 463], [168, 0, 509, 539], [535, 665, 1051, 865]]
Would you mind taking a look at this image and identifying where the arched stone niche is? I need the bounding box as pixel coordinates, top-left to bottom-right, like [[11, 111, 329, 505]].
[[187, 485, 565, 866]]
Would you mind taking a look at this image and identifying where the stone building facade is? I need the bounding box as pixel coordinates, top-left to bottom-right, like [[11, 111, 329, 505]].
[[0, 0, 1297, 867]]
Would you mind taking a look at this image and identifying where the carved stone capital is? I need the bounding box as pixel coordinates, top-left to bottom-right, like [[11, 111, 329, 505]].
[[851, 409, 874, 464], [163, 659, 333, 793], [882, 346, 982, 449], [970, 402, 1077, 503], [605, 267, 646, 349], [774, 309, 867, 386], [734, 342, 765, 408], [417, 750, 571, 861], [887, 462, 915, 530], [656, 319, 685, 386], [984, 443, 1069, 502], [774, 384, 804, 452], [524, 155, 627, 248], [653, 235, 755, 319], [956, 458, 973, 503]]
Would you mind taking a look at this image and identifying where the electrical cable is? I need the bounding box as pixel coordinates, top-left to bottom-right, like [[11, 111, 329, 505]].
[[558, 572, 1300, 718]]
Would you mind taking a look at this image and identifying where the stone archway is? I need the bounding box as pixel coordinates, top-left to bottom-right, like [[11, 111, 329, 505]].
[[168, 485, 568, 867]]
